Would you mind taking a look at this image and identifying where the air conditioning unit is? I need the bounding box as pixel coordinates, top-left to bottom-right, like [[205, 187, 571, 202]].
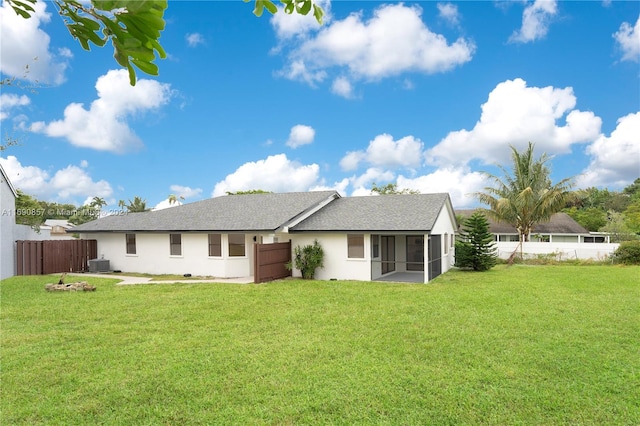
[[88, 259, 110, 273]]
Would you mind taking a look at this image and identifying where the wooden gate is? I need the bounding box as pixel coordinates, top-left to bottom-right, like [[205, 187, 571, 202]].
[[254, 241, 291, 283], [16, 240, 97, 275]]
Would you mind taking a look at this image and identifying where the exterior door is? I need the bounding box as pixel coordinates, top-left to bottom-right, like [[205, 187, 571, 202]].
[[381, 236, 395, 274]]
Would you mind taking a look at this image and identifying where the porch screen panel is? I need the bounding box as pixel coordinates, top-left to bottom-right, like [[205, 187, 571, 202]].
[[381, 236, 395, 274], [406, 235, 424, 271], [428, 235, 442, 280]]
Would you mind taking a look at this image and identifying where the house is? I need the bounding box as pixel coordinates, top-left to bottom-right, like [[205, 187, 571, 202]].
[[289, 193, 457, 282], [456, 209, 617, 260], [70, 191, 458, 283], [1, 163, 18, 280], [42, 219, 76, 240]]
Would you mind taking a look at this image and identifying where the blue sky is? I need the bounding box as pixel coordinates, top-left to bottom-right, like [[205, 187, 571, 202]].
[[1, 0, 638, 211]]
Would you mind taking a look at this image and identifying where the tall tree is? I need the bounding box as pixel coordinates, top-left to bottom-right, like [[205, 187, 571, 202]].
[[475, 142, 574, 242], [6, 0, 324, 85], [455, 211, 497, 272], [14, 190, 45, 227]]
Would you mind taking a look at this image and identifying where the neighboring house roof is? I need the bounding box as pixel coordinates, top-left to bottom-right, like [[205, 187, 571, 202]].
[[456, 209, 589, 235], [70, 191, 340, 233], [44, 219, 73, 229], [0, 163, 18, 198], [290, 193, 452, 232]]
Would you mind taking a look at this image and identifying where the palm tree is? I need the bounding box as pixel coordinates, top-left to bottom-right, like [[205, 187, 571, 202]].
[[118, 196, 149, 213], [90, 196, 106, 209], [475, 142, 574, 242]]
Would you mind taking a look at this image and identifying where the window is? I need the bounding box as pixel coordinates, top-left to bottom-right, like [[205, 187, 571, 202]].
[[170, 234, 182, 256], [371, 234, 380, 258], [208, 234, 221, 257], [584, 236, 605, 243], [444, 232, 449, 254], [348, 234, 364, 258], [228, 234, 245, 257], [126, 233, 136, 255]]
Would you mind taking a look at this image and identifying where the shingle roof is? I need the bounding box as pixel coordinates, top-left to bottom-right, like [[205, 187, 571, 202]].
[[290, 193, 451, 232], [70, 191, 339, 233], [456, 209, 589, 234]]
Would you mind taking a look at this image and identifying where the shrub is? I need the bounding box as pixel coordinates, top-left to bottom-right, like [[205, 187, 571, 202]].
[[287, 240, 324, 279], [612, 240, 640, 265]]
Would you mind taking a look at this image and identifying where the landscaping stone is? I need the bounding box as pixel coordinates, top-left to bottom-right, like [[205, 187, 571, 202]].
[[45, 282, 96, 292]]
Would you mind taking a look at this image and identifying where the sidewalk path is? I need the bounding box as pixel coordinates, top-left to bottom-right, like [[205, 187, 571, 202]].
[[73, 273, 254, 285]]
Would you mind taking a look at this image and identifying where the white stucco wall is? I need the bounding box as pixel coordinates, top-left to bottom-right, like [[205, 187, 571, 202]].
[[1, 178, 16, 280], [430, 204, 457, 278], [85, 232, 267, 277], [290, 233, 372, 281]]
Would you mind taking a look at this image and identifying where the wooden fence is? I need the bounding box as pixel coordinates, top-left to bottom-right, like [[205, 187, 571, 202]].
[[16, 240, 97, 275], [254, 241, 291, 283]]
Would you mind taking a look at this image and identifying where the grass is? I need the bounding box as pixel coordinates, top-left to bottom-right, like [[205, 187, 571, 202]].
[[1, 265, 638, 424]]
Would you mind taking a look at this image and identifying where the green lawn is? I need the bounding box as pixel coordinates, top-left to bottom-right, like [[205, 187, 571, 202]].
[[1, 265, 638, 425]]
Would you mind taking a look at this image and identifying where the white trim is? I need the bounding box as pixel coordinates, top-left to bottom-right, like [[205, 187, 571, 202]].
[[0, 163, 18, 198], [281, 192, 341, 232]]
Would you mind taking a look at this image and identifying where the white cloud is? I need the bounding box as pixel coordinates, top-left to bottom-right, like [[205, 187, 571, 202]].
[[309, 177, 350, 196], [270, 0, 332, 40], [153, 198, 183, 211], [280, 3, 474, 92], [349, 167, 395, 190], [281, 59, 328, 86], [50, 165, 112, 199], [509, 0, 558, 43], [0, 1, 69, 85], [0, 155, 113, 202], [437, 3, 460, 26], [31, 69, 171, 153], [426, 78, 602, 167], [212, 154, 321, 197], [340, 151, 366, 171], [578, 112, 640, 188], [185, 32, 205, 47], [0, 93, 30, 121], [169, 184, 202, 199], [613, 16, 640, 62], [80, 160, 89, 168], [340, 134, 424, 171], [331, 76, 354, 98], [286, 124, 316, 148], [397, 168, 488, 208], [58, 47, 73, 58]]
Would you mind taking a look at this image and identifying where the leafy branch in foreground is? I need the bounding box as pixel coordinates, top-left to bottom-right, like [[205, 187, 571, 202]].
[[247, 0, 324, 24], [7, 0, 324, 86]]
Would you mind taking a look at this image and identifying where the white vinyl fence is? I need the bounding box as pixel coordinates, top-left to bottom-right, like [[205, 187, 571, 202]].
[[495, 242, 619, 261]]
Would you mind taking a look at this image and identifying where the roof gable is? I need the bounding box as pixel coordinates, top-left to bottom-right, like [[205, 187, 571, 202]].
[[71, 191, 340, 233], [290, 193, 451, 232]]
